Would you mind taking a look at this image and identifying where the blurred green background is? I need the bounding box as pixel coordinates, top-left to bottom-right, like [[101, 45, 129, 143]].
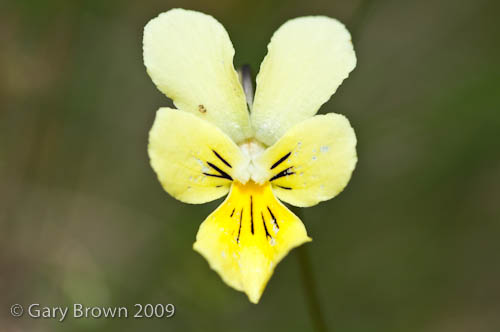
[[1, 0, 499, 331]]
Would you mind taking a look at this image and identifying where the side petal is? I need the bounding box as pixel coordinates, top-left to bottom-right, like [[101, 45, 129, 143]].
[[251, 16, 357, 146], [148, 108, 249, 204], [193, 181, 311, 303], [254, 114, 357, 207], [143, 9, 252, 143]]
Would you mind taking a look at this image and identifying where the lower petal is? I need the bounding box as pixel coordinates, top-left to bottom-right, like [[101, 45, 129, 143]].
[[193, 181, 311, 303]]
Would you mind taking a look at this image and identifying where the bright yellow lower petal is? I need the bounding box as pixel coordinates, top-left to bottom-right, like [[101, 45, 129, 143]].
[[193, 181, 311, 303], [251, 16, 356, 146], [255, 114, 357, 207], [148, 108, 249, 204], [143, 9, 252, 143]]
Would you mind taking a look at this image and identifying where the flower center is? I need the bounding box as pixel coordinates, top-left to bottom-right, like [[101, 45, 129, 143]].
[[237, 139, 269, 184]]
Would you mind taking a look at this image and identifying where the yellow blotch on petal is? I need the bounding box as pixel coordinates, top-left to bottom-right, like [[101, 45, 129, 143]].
[[193, 181, 311, 303]]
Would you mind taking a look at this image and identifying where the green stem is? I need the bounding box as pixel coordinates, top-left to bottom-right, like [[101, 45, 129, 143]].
[[293, 2, 374, 328], [294, 208, 328, 332]]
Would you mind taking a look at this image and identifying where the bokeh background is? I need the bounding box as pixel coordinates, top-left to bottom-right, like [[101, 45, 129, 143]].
[[1, 0, 499, 331]]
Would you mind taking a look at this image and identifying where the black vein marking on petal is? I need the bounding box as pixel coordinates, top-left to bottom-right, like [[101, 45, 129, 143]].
[[203, 162, 233, 180], [261, 212, 272, 239], [270, 151, 292, 170], [203, 172, 230, 180], [230, 208, 235, 217], [237, 208, 243, 243], [212, 150, 232, 168], [277, 185, 292, 190], [269, 167, 295, 182], [216, 185, 223, 188], [250, 196, 254, 235], [267, 206, 279, 229]]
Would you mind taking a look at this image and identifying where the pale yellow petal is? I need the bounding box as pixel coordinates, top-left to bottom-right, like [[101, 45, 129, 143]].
[[251, 16, 357, 146], [143, 9, 252, 143], [254, 114, 357, 207], [193, 181, 311, 303], [148, 108, 249, 204]]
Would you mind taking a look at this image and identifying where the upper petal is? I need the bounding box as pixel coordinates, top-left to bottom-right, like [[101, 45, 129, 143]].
[[143, 9, 252, 143], [254, 113, 357, 207], [148, 107, 250, 204], [251, 16, 357, 146]]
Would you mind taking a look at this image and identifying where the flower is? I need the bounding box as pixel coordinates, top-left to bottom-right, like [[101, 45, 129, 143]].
[[143, 8, 357, 303]]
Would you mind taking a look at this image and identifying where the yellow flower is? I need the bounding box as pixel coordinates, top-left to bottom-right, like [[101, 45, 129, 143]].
[[143, 8, 357, 303]]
